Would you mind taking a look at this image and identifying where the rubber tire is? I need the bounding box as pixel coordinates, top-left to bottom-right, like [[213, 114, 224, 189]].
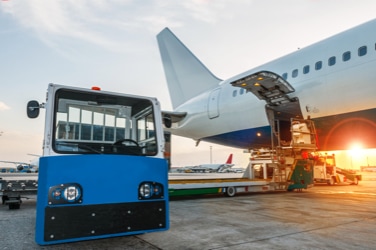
[[2, 195, 8, 205], [9, 203, 20, 210], [225, 186, 236, 197]]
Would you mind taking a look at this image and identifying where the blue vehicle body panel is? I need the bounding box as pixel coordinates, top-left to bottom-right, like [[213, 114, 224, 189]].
[[35, 154, 169, 245]]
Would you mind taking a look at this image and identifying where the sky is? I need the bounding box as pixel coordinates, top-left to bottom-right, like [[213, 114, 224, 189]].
[[1, 0, 376, 169]]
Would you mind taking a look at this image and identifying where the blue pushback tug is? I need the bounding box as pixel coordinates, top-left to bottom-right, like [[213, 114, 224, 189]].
[[27, 84, 169, 245]]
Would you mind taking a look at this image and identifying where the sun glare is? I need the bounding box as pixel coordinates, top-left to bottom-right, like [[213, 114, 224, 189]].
[[349, 142, 363, 157]]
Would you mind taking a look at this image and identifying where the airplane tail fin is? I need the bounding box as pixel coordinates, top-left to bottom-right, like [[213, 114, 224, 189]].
[[225, 154, 233, 164], [157, 28, 222, 109]]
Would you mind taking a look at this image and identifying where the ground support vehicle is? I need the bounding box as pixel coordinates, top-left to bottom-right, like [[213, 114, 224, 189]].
[[168, 154, 314, 197], [1, 84, 169, 245], [169, 118, 317, 197], [0, 173, 38, 209], [313, 154, 361, 185], [168, 175, 272, 197]]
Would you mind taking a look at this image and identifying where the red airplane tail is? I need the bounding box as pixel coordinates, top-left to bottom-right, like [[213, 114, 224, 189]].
[[225, 154, 233, 164]]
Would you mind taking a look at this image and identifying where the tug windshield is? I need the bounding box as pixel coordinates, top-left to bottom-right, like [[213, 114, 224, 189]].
[[53, 88, 158, 156]]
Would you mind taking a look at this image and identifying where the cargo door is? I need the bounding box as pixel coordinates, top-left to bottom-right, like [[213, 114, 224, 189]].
[[231, 71, 303, 144]]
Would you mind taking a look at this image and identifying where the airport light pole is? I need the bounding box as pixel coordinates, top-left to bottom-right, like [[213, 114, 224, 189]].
[[210, 146, 212, 164]]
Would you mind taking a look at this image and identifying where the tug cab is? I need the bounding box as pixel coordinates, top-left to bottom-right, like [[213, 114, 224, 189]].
[[27, 84, 169, 245]]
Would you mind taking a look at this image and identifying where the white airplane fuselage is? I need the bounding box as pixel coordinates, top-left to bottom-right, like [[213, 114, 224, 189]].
[[158, 19, 376, 151]]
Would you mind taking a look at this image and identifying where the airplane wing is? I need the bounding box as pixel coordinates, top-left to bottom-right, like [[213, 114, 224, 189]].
[[162, 111, 187, 128]]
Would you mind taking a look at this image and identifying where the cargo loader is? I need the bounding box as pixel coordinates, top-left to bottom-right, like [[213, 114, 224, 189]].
[[169, 118, 317, 197]]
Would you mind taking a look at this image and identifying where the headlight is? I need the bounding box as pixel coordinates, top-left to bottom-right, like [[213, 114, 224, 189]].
[[63, 185, 82, 202], [139, 183, 152, 198], [48, 183, 83, 205], [138, 182, 164, 200]]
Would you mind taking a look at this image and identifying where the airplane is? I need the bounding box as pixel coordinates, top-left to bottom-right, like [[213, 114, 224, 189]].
[[157, 19, 376, 152], [188, 154, 234, 173], [0, 159, 39, 173], [176, 154, 234, 173]]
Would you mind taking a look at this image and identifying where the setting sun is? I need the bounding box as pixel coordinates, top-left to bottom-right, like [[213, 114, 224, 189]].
[[349, 142, 363, 157]]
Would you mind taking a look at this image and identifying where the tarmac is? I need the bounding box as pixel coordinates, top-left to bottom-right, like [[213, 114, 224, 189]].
[[1, 173, 376, 249]]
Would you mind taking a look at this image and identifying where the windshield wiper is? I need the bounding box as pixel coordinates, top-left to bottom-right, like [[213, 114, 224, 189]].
[[78, 144, 102, 154]]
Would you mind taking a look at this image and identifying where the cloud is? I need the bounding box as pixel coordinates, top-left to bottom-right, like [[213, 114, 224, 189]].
[[2, 0, 132, 52], [0, 101, 10, 111], [1, 0, 232, 53], [181, 0, 226, 23]]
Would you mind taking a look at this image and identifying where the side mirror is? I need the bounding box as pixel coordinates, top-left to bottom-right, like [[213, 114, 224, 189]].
[[27, 100, 40, 118]]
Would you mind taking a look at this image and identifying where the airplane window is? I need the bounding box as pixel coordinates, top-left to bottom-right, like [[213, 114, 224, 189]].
[[232, 90, 237, 97], [328, 56, 336, 66], [282, 73, 288, 80], [358, 46, 367, 56], [239, 88, 244, 95], [315, 61, 322, 70], [292, 69, 298, 78], [342, 51, 351, 62], [303, 65, 310, 74]]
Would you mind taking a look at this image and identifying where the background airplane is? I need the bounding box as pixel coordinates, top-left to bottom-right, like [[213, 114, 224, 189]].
[[176, 154, 234, 173], [0, 158, 39, 173], [189, 153, 234, 173], [157, 19, 376, 152]]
